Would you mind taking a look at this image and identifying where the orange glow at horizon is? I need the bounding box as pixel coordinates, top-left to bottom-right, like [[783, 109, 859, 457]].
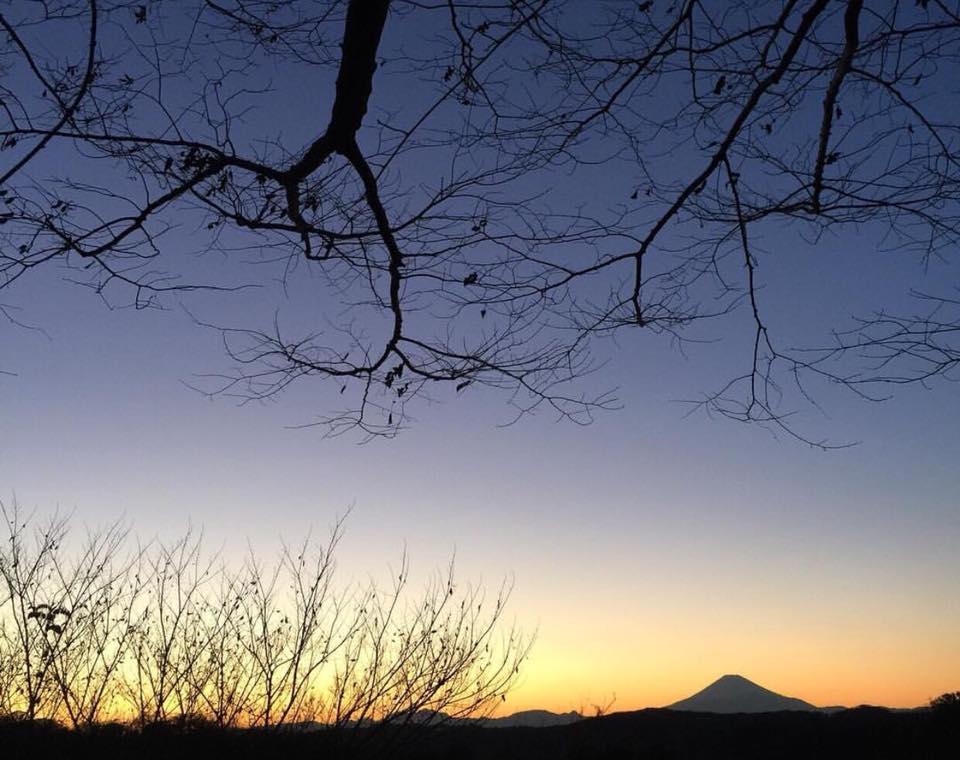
[[496, 604, 960, 715]]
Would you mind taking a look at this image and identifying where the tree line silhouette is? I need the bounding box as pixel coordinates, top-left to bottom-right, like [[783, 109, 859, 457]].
[[0, 501, 527, 731]]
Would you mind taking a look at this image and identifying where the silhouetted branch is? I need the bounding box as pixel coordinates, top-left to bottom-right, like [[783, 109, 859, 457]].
[[1, 0, 958, 441], [0, 500, 528, 728]]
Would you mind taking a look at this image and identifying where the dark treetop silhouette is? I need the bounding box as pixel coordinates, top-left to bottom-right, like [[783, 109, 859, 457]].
[[1, 0, 959, 442]]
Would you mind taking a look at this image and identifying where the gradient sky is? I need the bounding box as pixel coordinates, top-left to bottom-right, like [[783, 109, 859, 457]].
[[1, 1, 958, 713]]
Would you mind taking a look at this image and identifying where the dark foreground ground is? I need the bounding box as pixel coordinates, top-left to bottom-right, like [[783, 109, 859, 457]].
[[3, 707, 957, 759]]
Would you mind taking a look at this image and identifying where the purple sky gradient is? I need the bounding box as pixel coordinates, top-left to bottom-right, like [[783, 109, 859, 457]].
[[2, 1, 959, 710]]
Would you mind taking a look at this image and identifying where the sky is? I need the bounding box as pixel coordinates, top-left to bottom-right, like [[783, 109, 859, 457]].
[[1, 0, 959, 713]]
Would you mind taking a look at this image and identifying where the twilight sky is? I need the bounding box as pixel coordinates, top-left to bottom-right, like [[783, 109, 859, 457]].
[[3, 270, 958, 711], [1, 0, 958, 713]]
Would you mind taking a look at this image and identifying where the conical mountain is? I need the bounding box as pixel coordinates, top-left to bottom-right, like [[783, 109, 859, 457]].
[[667, 674, 816, 713]]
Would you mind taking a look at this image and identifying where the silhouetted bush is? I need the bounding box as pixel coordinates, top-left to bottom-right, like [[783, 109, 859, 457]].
[[0, 500, 528, 734], [931, 692, 960, 715]]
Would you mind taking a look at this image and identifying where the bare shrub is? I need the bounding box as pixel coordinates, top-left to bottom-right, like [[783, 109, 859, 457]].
[[0, 499, 528, 730]]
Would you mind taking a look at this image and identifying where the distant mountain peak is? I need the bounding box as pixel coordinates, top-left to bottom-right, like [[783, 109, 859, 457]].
[[716, 673, 753, 684], [667, 674, 817, 714]]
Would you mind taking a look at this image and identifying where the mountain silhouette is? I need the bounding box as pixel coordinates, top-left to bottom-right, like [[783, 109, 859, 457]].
[[667, 674, 817, 713], [483, 709, 583, 728]]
